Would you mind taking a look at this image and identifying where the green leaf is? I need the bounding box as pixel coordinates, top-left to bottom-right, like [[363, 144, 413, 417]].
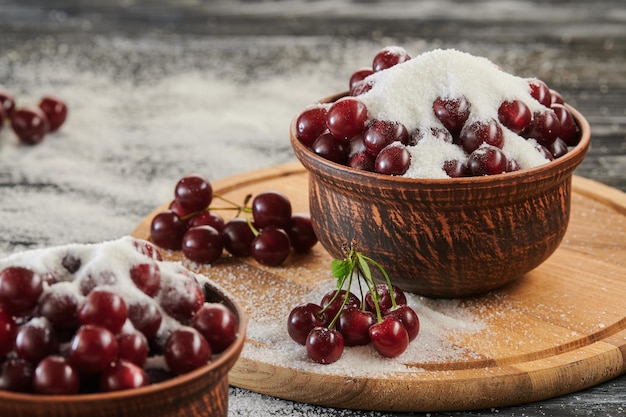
[[331, 259, 351, 279], [357, 254, 373, 283]]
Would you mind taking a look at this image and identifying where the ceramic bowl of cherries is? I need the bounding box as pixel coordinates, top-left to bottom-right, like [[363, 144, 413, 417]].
[[0, 237, 246, 417], [291, 47, 591, 298]]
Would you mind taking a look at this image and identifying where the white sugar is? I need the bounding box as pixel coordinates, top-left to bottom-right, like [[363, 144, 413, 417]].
[[358, 49, 551, 177]]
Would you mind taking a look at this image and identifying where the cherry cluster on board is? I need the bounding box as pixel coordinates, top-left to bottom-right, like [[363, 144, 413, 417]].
[[288, 243, 419, 364], [294, 46, 581, 177], [0, 89, 68, 145], [150, 174, 318, 266], [0, 238, 238, 395]]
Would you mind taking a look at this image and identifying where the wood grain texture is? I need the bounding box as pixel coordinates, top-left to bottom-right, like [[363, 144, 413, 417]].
[[132, 162, 626, 413]]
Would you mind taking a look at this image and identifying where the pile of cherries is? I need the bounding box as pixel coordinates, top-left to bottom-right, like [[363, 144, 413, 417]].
[[287, 242, 419, 364], [294, 46, 581, 177], [150, 174, 317, 266], [0, 89, 68, 145], [0, 238, 239, 395]]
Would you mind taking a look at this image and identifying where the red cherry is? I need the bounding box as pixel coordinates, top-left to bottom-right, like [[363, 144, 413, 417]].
[[385, 305, 420, 342], [372, 46, 411, 72], [320, 290, 360, 325], [311, 131, 350, 164], [287, 303, 326, 345], [349, 68, 374, 92], [11, 107, 50, 145], [33, 356, 79, 395], [468, 145, 509, 176], [0, 266, 43, 317], [0, 358, 33, 393], [0, 309, 17, 356], [498, 99, 532, 134], [191, 303, 238, 354], [159, 274, 204, 322], [150, 210, 186, 250], [528, 79, 552, 107], [127, 300, 162, 339], [117, 331, 149, 366], [551, 103, 579, 146], [174, 174, 213, 212], [164, 327, 211, 375], [459, 118, 504, 153], [337, 308, 376, 346], [364, 284, 407, 315], [78, 288, 128, 334], [523, 109, 561, 146], [375, 144, 411, 175], [14, 318, 59, 364], [130, 262, 161, 297], [286, 213, 318, 252], [100, 360, 150, 392], [368, 316, 409, 358], [295, 106, 328, 147], [188, 211, 225, 233], [182, 225, 224, 264], [38, 95, 68, 132], [67, 325, 119, 374], [326, 97, 368, 140], [305, 327, 344, 364], [433, 96, 471, 139]]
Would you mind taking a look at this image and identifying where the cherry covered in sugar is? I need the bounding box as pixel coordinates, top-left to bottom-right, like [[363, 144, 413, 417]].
[[349, 68, 374, 92], [127, 300, 162, 340], [375, 144, 411, 175], [528, 79, 552, 107], [432, 96, 471, 139], [159, 274, 204, 322], [130, 262, 161, 297], [372, 46, 411, 72], [459, 118, 504, 153]]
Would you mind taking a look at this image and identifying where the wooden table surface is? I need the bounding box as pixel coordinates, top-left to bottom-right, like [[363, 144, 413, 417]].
[[1, 1, 625, 416]]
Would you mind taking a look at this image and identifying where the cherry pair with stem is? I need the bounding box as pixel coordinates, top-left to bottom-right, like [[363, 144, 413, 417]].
[[290, 241, 419, 364]]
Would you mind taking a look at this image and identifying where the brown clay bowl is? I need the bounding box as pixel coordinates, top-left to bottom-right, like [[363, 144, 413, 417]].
[[0, 280, 247, 417], [291, 93, 591, 298]]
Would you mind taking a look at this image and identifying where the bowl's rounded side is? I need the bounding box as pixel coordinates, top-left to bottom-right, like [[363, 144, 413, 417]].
[[0, 281, 247, 417], [290, 99, 590, 298]]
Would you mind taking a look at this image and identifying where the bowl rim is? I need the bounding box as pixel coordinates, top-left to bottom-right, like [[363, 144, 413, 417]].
[[0, 279, 248, 404], [290, 92, 591, 190]]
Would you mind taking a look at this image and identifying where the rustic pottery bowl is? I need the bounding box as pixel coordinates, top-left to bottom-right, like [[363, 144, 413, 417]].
[[291, 93, 591, 298], [0, 281, 247, 417]]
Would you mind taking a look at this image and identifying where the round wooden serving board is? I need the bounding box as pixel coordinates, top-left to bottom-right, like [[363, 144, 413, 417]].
[[132, 162, 626, 413]]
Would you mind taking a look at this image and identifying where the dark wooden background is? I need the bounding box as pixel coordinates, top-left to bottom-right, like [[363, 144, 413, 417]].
[[0, 1, 625, 416]]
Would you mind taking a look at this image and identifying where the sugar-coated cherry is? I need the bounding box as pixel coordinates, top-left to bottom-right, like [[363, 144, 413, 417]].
[[100, 360, 150, 392], [364, 284, 407, 315], [306, 327, 344, 365], [38, 96, 68, 132], [251, 228, 291, 266], [78, 270, 118, 296], [296, 106, 328, 147], [351, 80, 374, 96], [468, 145, 509, 176], [443, 159, 469, 178], [348, 151, 376, 171], [117, 330, 149, 366], [368, 316, 409, 358], [550, 89, 564, 105], [349, 68, 374, 92], [498, 99, 532, 134], [0, 266, 43, 317], [433, 96, 471, 139], [127, 300, 162, 340], [375, 144, 411, 175], [191, 303, 238, 354], [372, 46, 411, 72], [182, 225, 224, 264], [287, 303, 327, 345], [410, 126, 453, 145], [159, 274, 204, 322], [528, 79, 552, 107], [130, 262, 161, 297], [326, 97, 368, 140], [33, 355, 80, 395], [164, 327, 211, 375], [0, 358, 33, 393], [459, 118, 504, 153], [78, 289, 128, 334], [15, 318, 59, 364], [0, 309, 17, 356], [286, 213, 318, 252], [222, 218, 255, 257], [311, 131, 350, 164], [508, 158, 522, 172], [11, 107, 50, 145], [132, 240, 163, 261], [252, 190, 292, 229], [385, 305, 420, 342], [37, 286, 80, 331], [67, 325, 119, 374], [62, 253, 82, 273], [363, 119, 409, 156], [535, 144, 554, 161], [337, 308, 376, 346], [150, 210, 186, 250]]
